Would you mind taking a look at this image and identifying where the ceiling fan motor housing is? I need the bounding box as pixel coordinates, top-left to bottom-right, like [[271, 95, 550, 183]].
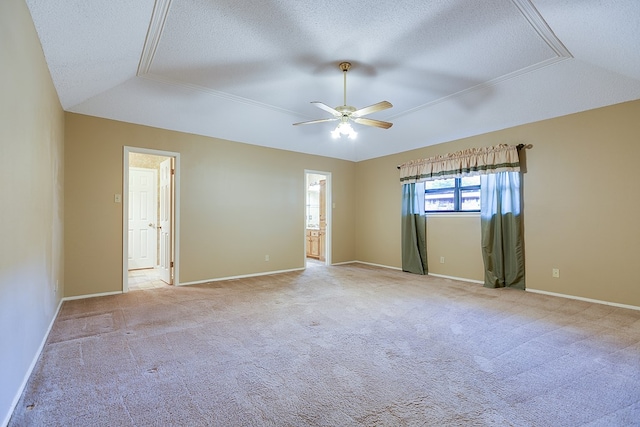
[[336, 105, 356, 114]]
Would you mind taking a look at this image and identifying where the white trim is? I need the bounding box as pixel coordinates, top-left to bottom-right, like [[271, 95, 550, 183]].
[[123, 147, 181, 292], [526, 288, 640, 312], [63, 291, 123, 301], [2, 298, 64, 427], [348, 261, 403, 271], [136, 0, 172, 76], [171, 155, 181, 288], [387, 56, 570, 121], [333, 264, 486, 286], [137, 0, 570, 126], [426, 212, 480, 219], [179, 267, 305, 286], [511, 0, 573, 58], [428, 273, 484, 284], [387, 0, 572, 122], [329, 264, 640, 312]]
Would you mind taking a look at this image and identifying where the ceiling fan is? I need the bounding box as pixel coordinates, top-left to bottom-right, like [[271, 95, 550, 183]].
[[293, 62, 393, 139]]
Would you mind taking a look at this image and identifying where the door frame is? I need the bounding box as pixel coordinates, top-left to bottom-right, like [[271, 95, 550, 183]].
[[123, 147, 181, 292], [304, 170, 332, 266]]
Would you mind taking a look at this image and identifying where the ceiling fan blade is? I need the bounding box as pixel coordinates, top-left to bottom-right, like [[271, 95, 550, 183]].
[[293, 117, 338, 126], [311, 101, 340, 116], [353, 117, 393, 129], [352, 101, 393, 117]]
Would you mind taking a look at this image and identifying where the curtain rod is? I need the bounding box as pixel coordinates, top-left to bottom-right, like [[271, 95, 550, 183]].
[[396, 144, 530, 169]]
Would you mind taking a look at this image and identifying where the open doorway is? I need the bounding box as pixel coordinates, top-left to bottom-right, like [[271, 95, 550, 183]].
[[123, 147, 180, 292], [305, 171, 331, 267]]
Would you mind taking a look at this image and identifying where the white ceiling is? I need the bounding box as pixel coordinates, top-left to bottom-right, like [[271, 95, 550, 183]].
[[26, 0, 640, 161]]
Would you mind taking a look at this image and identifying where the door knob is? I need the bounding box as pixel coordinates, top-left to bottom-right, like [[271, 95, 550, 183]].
[[148, 223, 154, 228]]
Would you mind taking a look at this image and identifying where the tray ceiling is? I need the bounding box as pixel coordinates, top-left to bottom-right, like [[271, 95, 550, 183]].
[[26, 0, 640, 161]]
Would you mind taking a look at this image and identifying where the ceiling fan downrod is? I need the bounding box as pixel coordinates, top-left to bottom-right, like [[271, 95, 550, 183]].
[[339, 62, 351, 107]]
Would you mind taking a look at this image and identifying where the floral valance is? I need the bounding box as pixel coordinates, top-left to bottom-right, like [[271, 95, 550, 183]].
[[399, 144, 520, 184]]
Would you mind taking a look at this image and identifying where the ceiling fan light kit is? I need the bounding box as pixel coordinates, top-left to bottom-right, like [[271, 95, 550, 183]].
[[331, 122, 357, 139], [293, 62, 393, 139]]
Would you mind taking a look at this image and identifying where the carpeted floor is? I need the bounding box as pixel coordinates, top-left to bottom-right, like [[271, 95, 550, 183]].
[[9, 264, 640, 426]]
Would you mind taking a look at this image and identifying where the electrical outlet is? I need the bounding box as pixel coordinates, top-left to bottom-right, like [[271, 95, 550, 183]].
[[265, 255, 269, 262], [552, 268, 560, 278], [114, 194, 122, 203], [440, 256, 445, 264]]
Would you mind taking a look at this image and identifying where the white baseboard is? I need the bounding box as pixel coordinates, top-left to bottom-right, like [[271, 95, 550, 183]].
[[526, 288, 640, 312], [178, 267, 305, 286], [330, 260, 356, 266], [344, 260, 403, 270], [60, 272, 640, 313], [427, 273, 484, 284], [63, 290, 123, 301], [3, 298, 64, 427], [340, 263, 486, 285]]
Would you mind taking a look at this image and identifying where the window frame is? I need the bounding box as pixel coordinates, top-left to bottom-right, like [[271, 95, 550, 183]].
[[424, 177, 481, 213]]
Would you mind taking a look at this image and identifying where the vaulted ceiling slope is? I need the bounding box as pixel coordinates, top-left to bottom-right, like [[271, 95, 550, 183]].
[[26, 0, 640, 161]]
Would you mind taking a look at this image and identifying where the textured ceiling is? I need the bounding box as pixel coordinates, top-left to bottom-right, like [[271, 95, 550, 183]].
[[26, 0, 640, 161]]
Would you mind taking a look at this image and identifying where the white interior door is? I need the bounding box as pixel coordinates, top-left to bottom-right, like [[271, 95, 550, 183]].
[[159, 158, 173, 284], [128, 168, 157, 270]]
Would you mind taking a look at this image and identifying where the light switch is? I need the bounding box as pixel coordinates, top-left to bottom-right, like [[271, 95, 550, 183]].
[[114, 194, 122, 203]]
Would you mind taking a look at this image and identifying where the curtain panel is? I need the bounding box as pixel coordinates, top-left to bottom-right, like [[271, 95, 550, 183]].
[[401, 183, 428, 275], [480, 172, 525, 289], [399, 144, 520, 184]]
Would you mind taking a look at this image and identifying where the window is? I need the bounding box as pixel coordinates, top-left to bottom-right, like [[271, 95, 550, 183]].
[[424, 176, 481, 212]]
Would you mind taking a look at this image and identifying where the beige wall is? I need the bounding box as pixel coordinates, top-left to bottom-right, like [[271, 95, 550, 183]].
[[64, 114, 356, 296], [0, 0, 65, 422], [426, 215, 484, 281], [5, 0, 639, 422], [356, 99, 640, 307]]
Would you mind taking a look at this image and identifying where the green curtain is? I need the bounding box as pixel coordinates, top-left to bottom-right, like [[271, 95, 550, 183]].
[[401, 183, 428, 275], [480, 172, 525, 289]]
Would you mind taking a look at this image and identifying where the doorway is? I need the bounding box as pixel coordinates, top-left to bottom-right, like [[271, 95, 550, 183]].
[[305, 171, 331, 266], [123, 147, 180, 292]]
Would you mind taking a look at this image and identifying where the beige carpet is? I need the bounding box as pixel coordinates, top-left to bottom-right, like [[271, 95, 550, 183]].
[[10, 264, 640, 426]]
